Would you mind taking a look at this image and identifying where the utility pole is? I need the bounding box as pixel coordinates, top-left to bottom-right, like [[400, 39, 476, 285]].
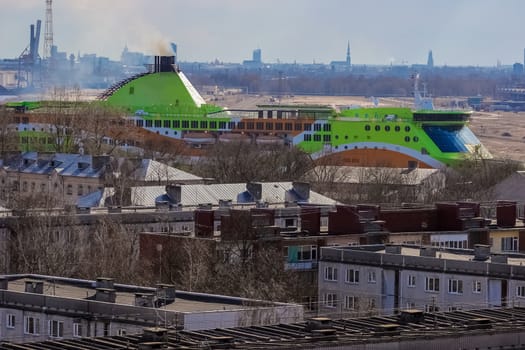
[[43, 0, 53, 59]]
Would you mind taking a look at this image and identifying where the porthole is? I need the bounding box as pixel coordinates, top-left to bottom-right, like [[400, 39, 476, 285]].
[[385, 125, 390, 132], [405, 126, 411, 132], [345, 135, 349, 140], [165, 131, 168, 135], [335, 135, 339, 139], [344, 145, 348, 150], [375, 125, 380, 131], [365, 125, 371, 131], [413, 136, 419, 142], [404, 136, 410, 142], [395, 126, 400, 132]]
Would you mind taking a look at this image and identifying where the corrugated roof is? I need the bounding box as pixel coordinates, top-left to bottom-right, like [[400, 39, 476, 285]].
[[133, 159, 202, 182]]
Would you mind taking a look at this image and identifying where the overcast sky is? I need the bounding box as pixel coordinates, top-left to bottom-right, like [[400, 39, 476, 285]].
[[1, 0, 524, 66]]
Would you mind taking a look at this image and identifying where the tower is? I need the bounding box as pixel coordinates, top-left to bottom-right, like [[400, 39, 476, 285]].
[[43, 0, 53, 59], [346, 41, 351, 66], [427, 50, 434, 68], [253, 48, 261, 64]]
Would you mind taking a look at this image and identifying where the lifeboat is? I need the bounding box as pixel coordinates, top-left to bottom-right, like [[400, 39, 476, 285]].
[[182, 132, 216, 144], [255, 135, 284, 145], [218, 133, 251, 143]]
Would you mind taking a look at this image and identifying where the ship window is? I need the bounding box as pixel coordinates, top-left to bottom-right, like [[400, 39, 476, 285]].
[[266, 122, 273, 130], [395, 126, 400, 132], [421, 148, 428, 155], [405, 136, 410, 142], [314, 124, 322, 131], [247, 122, 254, 130], [191, 121, 198, 128], [136, 120, 144, 127], [335, 135, 339, 139], [375, 125, 380, 131], [413, 136, 419, 142], [304, 134, 312, 141], [323, 135, 331, 142], [314, 134, 321, 142], [423, 125, 479, 153], [219, 121, 227, 129], [304, 124, 312, 131], [256, 122, 264, 130], [200, 121, 208, 128], [209, 121, 216, 129], [228, 121, 235, 129], [365, 125, 371, 131], [154, 120, 161, 127], [145, 120, 152, 127], [385, 125, 390, 131], [285, 123, 293, 131], [163, 120, 171, 128], [276, 123, 283, 130], [295, 123, 302, 131], [323, 124, 331, 132], [405, 126, 411, 132], [182, 120, 189, 128]]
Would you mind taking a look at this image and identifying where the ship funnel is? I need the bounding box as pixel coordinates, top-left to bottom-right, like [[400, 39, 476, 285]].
[[154, 56, 176, 73]]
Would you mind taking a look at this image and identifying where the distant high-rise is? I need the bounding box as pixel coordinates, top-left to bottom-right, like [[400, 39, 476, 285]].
[[253, 48, 262, 64], [427, 50, 434, 68], [346, 41, 351, 66]]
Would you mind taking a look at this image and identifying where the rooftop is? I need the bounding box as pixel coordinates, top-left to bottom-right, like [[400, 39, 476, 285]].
[[6, 307, 525, 349]]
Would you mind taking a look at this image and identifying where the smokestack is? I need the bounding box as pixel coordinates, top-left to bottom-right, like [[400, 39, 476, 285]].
[[154, 56, 175, 73]]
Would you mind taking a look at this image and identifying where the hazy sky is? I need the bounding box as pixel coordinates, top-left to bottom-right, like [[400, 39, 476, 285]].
[[2, 0, 524, 66]]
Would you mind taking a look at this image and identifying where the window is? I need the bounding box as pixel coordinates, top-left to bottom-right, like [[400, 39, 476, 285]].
[[154, 120, 161, 128], [323, 134, 331, 142], [303, 124, 312, 131], [275, 123, 283, 130], [304, 134, 312, 142], [501, 237, 518, 252], [237, 122, 245, 129], [256, 122, 264, 130], [324, 266, 338, 281], [163, 120, 171, 128], [283, 246, 289, 258], [24, 316, 40, 335], [66, 184, 73, 195], [73, 322, 82, 337], [103, 322, 110, 337], [313, 134, 321, 142], [145, 120, 152, 127], [174, 120, 181, 128], [182, 120, 189, 128], [448, 279, 463, 294], [345, 269, 359, 284], [425, 304, 440, 312], [191, 121, 198, 129], [368, 271, 376, 283], [48, 320, 64, 338], [6, 314, 15, 329], [364, 125, 371, 131], [368, 298, 376, 310], [200, 121, 208, 129], [405, 126, 411, 132], [285, 123, 293, 131], [77, 184, 83, 196], [294, 123, 302, 131], [473, 280, 482, 293], [22, 181, 28, 192], [385, 125, 391, 131], [375, 125, 381, 131], [517, 286, 525, 298], [40, 183, 46, 192], [117, 329, 127, 336], [323, 124, 331, 132], [408, 275, 416, 288], [425, 277, 440, 292], [344, 295, 358, 310], [228, 121, 235, 129], [247, 122, 254, 130], [395, 125, 401, 132], [297, 245, 317, 261], [314, 124, 322, 131], [266, 122, 273, 130], [324, 293, 337, 308]]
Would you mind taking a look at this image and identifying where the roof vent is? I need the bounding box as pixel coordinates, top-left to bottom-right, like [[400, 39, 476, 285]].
[[95, 288, 116, 303], [135, 293, 155, 308], [399, 309, 425, 324], [385, 244, 402, 255], [95, 277, 114, 289], [473, 244, 490, 261]]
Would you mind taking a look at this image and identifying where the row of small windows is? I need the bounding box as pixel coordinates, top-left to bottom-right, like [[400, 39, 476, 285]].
[[19, 181, 98, 196], [364, 125, 411, 132], [303, 134, 331, 142], [138, 119, 330, 132]]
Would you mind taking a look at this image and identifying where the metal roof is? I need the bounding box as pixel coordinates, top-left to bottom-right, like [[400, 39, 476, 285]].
[[6, 307, 525, 349]]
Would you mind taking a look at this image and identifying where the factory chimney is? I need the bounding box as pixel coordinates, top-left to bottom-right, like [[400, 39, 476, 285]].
[[154, 56, 176, 73]]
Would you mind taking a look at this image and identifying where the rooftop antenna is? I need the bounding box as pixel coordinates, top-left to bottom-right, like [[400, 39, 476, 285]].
[[43, 0, 53, 59]]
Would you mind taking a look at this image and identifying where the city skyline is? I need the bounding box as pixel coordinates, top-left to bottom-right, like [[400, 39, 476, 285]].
[[1, 0, 525, 66]]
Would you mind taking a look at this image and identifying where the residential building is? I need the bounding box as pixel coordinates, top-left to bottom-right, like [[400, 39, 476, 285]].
[[319, 244, 525, 318], [9, 307, 525, 349], [0, 274, 303, 343]]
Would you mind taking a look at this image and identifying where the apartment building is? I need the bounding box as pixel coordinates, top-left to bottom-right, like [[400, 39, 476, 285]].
[[0, 274, 303, 343], [318, 244, 525, 318]]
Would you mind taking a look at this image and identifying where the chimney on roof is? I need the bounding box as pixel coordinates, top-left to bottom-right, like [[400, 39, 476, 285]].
[[156, 283, 176, 304], [25, 280, 44, 294], [292, 181, 310, 201], [166, 184, 182, 204], [95, 277, 114, 290], [135, 293, 155, 308], [246, 182, 262, 201], [95, 288, 117, 303], [473, 244, 491, 261]]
